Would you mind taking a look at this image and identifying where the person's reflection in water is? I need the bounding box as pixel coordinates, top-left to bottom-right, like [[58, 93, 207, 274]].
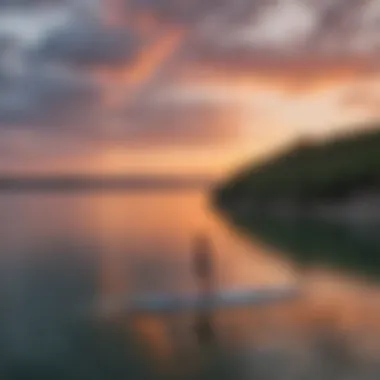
[[194, 313, 215, 346], [192, 234, 216, 346]]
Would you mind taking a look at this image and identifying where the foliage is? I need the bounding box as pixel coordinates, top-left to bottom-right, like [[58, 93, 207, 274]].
[[216, 124, 380, 203]]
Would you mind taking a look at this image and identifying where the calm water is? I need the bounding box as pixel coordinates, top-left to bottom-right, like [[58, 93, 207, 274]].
[[1, 190, 380, 380]]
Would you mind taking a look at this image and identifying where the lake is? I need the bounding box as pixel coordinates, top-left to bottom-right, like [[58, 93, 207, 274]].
[[1, 189, 380, 380]]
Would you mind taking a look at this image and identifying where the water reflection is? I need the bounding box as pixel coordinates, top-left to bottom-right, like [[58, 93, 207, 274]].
[[230, 214, 380, 280], [1, 191, 380, 379]]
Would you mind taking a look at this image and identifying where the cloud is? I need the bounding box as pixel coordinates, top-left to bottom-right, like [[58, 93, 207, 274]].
[[0, 3, 73, 48], [0, 7, 104, 129], [114, 100, 241, 148], [38, 24, 140, 67], [0, 64, 100, 128], [2, 0, 380, 169], [186, 0, 380, 78], [0, 0, 63, 6], [0, 0, 140, 132], [221, 1, 317, 50], [128, 0, 226, 23]]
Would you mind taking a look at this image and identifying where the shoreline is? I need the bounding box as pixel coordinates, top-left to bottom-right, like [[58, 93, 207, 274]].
[[216, 192, 380, 226]]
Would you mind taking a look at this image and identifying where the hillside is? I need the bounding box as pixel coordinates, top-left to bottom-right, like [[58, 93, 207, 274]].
[[216, 123, 380, 207]]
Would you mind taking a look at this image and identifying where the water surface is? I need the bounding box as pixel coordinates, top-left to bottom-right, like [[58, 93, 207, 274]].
[[1, 190, 380, 379]]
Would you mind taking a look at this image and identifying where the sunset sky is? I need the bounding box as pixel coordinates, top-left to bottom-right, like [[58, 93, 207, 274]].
[[1, 0, 380, 178]]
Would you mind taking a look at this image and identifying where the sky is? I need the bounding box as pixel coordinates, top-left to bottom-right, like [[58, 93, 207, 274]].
[[1, 0, 380, 178]]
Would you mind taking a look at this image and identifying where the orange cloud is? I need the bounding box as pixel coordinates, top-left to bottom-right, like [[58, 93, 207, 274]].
[[121, 28, 186, 87], [98, 28, 186, 112], [176, 58, 379, 95]]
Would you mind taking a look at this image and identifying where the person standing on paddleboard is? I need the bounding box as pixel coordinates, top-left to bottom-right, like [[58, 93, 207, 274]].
[[192, 234, 216, 345], [193, 234, 214, 295]]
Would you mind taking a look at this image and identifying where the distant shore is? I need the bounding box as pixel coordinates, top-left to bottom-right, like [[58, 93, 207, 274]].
[[215, 124, 380, 226], [0, 174, 215, 192]]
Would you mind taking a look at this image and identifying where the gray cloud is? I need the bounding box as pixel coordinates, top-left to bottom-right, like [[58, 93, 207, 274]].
[[0, 0, 63, 6], [38, 24, 140, 67], [186, 0, 380, 69], [129, 0, 229, 23], [0, 0, 139, 132], [0, 64, 100, 128]]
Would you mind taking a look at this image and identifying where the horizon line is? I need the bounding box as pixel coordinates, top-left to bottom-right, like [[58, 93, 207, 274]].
[[0, 173, 218, 192]]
